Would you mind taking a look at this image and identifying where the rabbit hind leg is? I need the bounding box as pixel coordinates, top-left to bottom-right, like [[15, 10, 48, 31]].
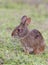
[[34, 47, 45, 54]]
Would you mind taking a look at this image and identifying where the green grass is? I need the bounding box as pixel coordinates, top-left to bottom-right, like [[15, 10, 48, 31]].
[[0, 2, 48, 65]]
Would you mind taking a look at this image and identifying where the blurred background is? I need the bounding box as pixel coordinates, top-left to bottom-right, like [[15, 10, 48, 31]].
[[0, 0, 48, 65]]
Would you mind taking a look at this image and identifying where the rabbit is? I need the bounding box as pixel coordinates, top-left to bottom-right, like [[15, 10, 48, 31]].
[[11, 15, 45, 54]]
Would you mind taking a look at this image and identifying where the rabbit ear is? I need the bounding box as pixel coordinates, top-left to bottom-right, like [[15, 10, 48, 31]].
[[21, 15, 27, 23], [26, 17, 31, 25]]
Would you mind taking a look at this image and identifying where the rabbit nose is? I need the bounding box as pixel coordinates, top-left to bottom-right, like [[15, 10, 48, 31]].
[[11, 32, 17, 37], [11, 32, 14, 36]]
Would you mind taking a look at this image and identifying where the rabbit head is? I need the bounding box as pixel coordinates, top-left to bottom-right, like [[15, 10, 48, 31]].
[[11, 15, 31, 38]]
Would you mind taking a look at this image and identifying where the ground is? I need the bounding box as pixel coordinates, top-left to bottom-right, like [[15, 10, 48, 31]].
[[0, 2, 48, 65]]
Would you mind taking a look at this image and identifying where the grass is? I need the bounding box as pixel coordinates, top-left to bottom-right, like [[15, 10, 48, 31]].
[[0, 2, 48, 65]]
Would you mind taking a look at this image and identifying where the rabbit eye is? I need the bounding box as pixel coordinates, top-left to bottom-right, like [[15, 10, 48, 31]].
[[18, 29, 20, 32], [18, 29, 23, 33], [23, 23, 25, 26]]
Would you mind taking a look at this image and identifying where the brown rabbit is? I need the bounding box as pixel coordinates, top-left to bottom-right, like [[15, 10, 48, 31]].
[[11, 15, 45, 54]]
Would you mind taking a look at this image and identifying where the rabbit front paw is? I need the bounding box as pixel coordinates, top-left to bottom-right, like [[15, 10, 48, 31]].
[[23, 47, 33, 54], [23, 47, 29, 54]]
